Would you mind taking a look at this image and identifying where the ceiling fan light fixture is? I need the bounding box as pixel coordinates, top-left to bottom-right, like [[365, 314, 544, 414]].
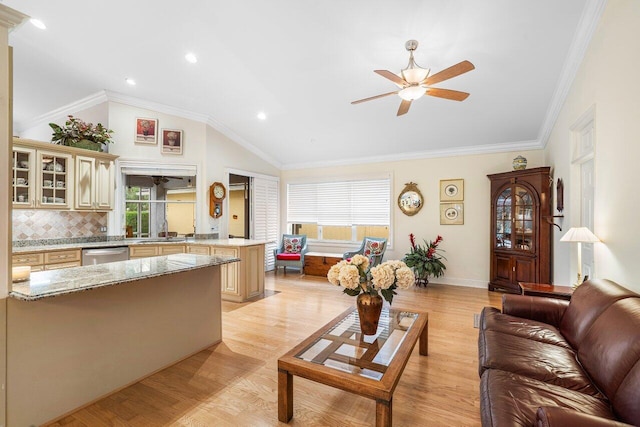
[[399, 85, 426, 101], [401, 66, 429, 84]]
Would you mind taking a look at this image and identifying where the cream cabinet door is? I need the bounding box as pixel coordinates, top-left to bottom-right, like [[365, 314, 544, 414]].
[[37, 150, 73, 209], [158, 245, 185, 255], [213, 247, 239, 296], [12, 146, 36, 208], [75, 155, 95, 209], [95, 159, 114, 210]]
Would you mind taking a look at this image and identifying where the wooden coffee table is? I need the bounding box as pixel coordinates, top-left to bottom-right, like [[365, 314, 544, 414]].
[[519, 282, 574, 300], [278, 306, 428, 426]]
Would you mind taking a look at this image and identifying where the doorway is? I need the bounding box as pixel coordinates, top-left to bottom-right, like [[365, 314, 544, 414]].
[[229, 174, 250, 238]]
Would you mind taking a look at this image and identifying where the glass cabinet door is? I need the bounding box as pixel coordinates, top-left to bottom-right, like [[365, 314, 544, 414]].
[[37, 151, 72, 209], [513, 186, 534, 251], [495, 185, 535, 252], [495, 188, 512, 248], [12, 147, 36, 208]]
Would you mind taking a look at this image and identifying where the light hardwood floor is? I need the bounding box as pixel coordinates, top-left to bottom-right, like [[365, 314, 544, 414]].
[[48, 272, 502, 426]]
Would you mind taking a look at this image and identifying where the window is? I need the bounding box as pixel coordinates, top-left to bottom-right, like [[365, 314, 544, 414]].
[[287, 178, 390, 243], [124, 178, 196, 239]]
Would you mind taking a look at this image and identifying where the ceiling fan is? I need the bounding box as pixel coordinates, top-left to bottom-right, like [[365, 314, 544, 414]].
[[352, 40, 475, 116], [152, 176, 183, 186]]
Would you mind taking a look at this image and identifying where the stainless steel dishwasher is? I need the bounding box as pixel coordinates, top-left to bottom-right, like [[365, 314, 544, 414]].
[[81, 246, 130, 265]]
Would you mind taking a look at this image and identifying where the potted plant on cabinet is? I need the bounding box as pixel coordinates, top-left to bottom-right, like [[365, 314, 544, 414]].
[[49, 115, 114, 152], [404, 234, 447, 286]]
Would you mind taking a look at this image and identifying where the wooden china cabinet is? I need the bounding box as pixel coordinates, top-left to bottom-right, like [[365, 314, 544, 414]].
[[487, 167, 553, 293]]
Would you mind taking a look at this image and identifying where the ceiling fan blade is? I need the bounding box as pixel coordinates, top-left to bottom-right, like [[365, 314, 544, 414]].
[[397, 99, 411, 116], [426, 88, 470, 101], [351, 91, 398, 105], [374, 70, 408, 87], [424, 60, 475, 86]]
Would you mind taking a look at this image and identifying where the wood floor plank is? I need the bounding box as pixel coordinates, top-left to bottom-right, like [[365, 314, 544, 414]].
[[44, 272, 501, 426]]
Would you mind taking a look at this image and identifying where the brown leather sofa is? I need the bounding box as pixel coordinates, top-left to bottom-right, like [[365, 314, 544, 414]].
[[478, 279, 640, 426]]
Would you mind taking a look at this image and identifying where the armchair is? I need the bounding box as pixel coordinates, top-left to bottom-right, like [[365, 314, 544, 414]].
[[343, 237, 387, 267], [274, 234, 308, 273]]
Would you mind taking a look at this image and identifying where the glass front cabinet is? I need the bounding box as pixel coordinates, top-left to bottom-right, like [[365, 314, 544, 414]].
[[12, 138, 118, 211], [488, 167, 553, 293]]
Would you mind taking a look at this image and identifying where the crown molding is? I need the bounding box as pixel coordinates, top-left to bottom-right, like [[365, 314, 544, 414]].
[[281, 139, 543, 170], [15, 89, 282, 169], [538, 0, 608, 147], [0, 4, 28, 30], [14, 90, 109, 132], [104, 90, 209, 123]]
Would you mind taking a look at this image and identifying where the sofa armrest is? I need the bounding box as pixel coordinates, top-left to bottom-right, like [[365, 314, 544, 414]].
[[536, 407, 634, 427], [502, 294, 569, 327]]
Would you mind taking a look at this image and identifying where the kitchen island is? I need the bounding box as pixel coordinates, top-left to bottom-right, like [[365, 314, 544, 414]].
[[13, 238, 269, 302], [7, 253, 238, 426]]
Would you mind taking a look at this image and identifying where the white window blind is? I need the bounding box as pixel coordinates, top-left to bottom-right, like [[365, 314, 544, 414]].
[[287, 179, 390, 226]]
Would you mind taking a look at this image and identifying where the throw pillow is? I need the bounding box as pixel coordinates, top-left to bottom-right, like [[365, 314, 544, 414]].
[[363, 239, 384, 257], [283, 237, 302, 254]]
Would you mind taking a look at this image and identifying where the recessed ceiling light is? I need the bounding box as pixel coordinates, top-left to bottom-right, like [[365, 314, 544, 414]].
[[185, 53, 198, 64], [125, 78, 136, 86], [29, 18, 47, 30], [257, 112, 267, 121]]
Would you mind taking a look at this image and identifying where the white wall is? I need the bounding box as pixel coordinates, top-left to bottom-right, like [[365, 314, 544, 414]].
[[282, 149, 543, 288], [544, 0, 640, 293], [205, 125, 280, 239]]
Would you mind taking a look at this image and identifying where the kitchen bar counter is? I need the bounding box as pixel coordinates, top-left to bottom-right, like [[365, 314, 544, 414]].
[[10, 253, 239, 301]]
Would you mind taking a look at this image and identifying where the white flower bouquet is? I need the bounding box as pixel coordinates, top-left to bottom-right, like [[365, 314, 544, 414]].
[[327, 254, 415, 304]]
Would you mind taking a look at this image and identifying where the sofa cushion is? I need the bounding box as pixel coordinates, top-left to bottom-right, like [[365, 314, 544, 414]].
[[577, 297, 640, 425], [283, 237, 303, 254], [560, 279, 638, 350], [480, 330, 601, 396], [481, 307, 572, 349], [276, 253, 301, 261], [480, 369, 615, 427]]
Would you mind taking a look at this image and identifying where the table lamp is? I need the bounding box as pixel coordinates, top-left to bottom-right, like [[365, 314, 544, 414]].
[[560, 227, 600, 288]]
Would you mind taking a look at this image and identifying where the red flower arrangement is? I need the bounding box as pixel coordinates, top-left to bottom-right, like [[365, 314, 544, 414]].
[[404, 234, 446, 286]]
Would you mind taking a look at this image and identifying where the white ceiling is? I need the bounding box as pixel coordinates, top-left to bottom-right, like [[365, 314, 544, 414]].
[[5, 0, 601, 169]]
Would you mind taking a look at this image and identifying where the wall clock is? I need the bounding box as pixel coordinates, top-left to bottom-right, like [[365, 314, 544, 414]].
[[209, 182, 226, 219], [398, 182, 424, 216]]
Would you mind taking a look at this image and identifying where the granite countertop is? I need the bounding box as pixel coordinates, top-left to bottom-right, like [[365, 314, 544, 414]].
[[10, 253, 240, 301], [12, 238, 270, 254]]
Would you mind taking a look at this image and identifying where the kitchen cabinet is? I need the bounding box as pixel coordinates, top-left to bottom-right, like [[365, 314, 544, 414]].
[[11, 144, 72, 209], [487, 167, 553, 293], [12, 146, 36, 208], [186, 245, 210, 255], [12, 138, 118, 211], [129, 244, 185, 259], [12, 248, 81, 271], [209, 243, 264, 302], [212, 247, 240, 298], [75, 155, 115, 211]]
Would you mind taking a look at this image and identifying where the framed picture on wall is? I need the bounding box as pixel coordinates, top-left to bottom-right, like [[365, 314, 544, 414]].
[[440, 179, 464, 201], [135, 118, 158, 144], [161, 129, 183, 155], [440, 203, 464, 225]]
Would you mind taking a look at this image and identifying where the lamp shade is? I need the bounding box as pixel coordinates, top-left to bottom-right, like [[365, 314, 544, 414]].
[[560, 227, 600, 243]]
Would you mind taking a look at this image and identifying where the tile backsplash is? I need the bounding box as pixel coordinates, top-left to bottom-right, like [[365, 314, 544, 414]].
[[13, 210, 108, 241]]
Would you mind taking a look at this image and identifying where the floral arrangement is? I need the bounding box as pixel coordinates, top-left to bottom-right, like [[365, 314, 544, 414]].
[[49, 115, 114, 149], [327, 254, 415, 304], [404, 234, 447, 285]]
